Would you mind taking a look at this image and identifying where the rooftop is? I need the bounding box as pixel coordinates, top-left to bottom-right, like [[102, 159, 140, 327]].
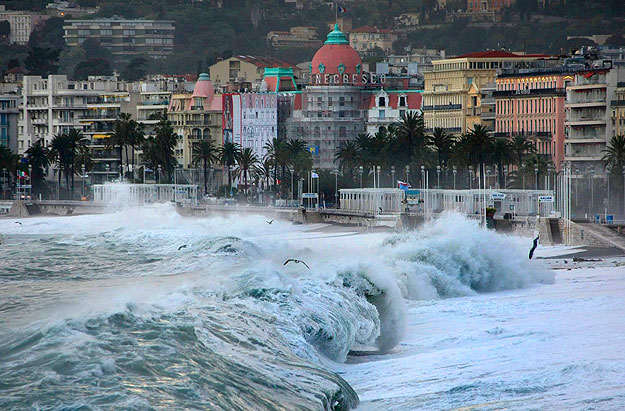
[[455, 50, 550, 59], [351, 25, 395, 34], [234, 55, 295, 69]]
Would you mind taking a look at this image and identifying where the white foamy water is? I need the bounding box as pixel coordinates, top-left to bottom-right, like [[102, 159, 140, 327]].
[[2, 205, 619, 410]]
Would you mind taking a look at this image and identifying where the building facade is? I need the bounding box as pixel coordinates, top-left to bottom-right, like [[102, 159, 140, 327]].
[[167, 73, 223, 169], [209, 56, 296, 88], [0, 94, 20, 152], [267, 26, 321, 48], [366, 89, 422, 135], [0, 5, 32, 45], [564, 63, 625, 175], [63, 19, 175, 61], [349, 26, 398, 56], [494, 71, 569, 170], [423, 51, 547, 135]]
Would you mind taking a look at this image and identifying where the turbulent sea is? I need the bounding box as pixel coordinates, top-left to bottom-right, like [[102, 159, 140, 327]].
[[0, 205, 557, 410]]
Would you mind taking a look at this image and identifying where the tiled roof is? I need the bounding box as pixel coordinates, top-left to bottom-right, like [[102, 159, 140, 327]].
[[351, 25, 395, 34], [456, 50, 550, 59], [235, 55, 295, 69]]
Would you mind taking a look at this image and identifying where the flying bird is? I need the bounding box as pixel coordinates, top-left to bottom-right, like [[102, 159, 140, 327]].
[[266, 220, 274, 224], [283, 259, 310, 270], [178, 245, 187, 251], [528, 235, 539, 260], [14, 222, 22, 226]]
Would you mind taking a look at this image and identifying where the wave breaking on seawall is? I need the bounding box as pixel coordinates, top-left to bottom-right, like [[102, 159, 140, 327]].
[[0, 208, 553, 410]]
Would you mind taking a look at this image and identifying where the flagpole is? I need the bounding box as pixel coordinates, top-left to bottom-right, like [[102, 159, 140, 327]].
[[335, 0, 338, 25]]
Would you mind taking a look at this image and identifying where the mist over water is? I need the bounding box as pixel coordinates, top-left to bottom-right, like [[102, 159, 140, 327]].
[[0, 205, 549, 410]]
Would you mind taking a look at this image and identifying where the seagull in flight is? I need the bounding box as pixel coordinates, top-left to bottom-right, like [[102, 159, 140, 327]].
[[266, 220, 274, 224], [14, 221, 22, 226], [284, 259, 310, 270], [528, 235, 539, 260], [178, 245, 188, 251]]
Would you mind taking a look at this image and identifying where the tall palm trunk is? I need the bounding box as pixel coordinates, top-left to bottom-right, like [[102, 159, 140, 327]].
[[57, 166, 61, 199], [118, 146, 123, 180], [203, 158, 208, 194], [71, 164, 75, 199]]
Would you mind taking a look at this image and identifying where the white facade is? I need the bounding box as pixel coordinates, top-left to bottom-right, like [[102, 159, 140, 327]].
[[366, 89, 421, 135], [0, 6, 32, 45], [240, 93, 277, 159]]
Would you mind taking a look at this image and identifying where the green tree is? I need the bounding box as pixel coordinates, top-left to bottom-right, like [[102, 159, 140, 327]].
[[602, 135, 625, 214], [121, 57, 148, 81], [427, 127, 454, 169], [49, 133, 72, 199], [510, 134, 535, 169], [219, 142, 241, 194], [397, 111, 425, 165], [192, 139, 218, 194], [491, 138, 513, 188], [334, 140, 360, 183], [460, 124, 494, 178], [66, 128, 88, 198], [25, 46, 60, 76], [235, 147, 259, 195], [26, 140, 51, 196], [73, 58, 112, 80]]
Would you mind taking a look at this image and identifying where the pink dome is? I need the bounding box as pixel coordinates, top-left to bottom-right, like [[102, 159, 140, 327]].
[[192, 73, 214, 102], [310, 25, 363, 86]]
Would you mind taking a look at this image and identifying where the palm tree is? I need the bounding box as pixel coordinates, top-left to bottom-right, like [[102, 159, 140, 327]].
[[67, 128, 87, 198], [235, 147, 259, 195], [510, 134, 535, 170], [109, 113, 132, 178], [334, 140, 359, 182], [264, 137, 289, 197], [0, 145, 20, 198], [49, 133, 72, 199], [254, 158, 273, 193], [397, 111, 425, 165], [192, 139, 218, 194], [153, 113, 178, 181], [463, 124, 494, 178], [491, 138, 513, 188], [219, 142, 241, 193], [25, 139, 50, 196], [523, 154, 550, 189], [427, 127, 454, 169], [602, 135, 625, 214]]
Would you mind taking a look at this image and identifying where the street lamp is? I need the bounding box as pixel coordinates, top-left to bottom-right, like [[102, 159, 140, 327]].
[[575, 167, 579, 207], [332, 169, 339, 206], [28, 165, 32, 200], [405, 165, 410, 185], [606, 165, 611, 218], [376, 165, 381, 189], [1, 167, 6, 200], [391, 165, 395, 188], [81, 164, 86, 198], [452, 165, 457, 189], [105, 164, 110, 183], [534, 166, 538, 190], [436, 165, 441, 188], [358, 165, 363, 188], [468, 165, 473, 190], [157, 164, 162, 184], [503, 165, 508, 189], [421, 165, 425, 190], [486, 167, 491, 189], [590, 165, 595, 215]]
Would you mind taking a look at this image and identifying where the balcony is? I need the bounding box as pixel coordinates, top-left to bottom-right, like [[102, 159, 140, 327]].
[[78, 113, 120, 120], [422, 104, 462, 111], [565, 115, 607, 126], [611, 100, 625, 107]]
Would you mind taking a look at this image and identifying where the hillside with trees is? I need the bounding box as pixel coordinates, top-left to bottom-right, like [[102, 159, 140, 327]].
[[2, 0, 624, 79]]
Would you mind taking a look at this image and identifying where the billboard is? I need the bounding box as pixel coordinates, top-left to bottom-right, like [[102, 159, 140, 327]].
[[222, 94, 241, 144]]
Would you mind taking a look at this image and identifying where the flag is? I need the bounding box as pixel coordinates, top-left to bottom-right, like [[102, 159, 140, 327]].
[[311, 171, 319, 179], [337, 5, 347, 12], [18, 170, 28, 179], [397, 180, 411, 190]]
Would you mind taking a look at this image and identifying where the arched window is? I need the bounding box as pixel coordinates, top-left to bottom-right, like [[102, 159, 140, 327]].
[[378, 97, 386, 107]]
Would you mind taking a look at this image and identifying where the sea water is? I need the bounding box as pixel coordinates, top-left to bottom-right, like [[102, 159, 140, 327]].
[[3, 204, 605, 410]]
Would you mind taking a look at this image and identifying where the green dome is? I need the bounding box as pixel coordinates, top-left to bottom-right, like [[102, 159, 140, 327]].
[[198, 73, 210, 81], [324, 24, 349, 45]]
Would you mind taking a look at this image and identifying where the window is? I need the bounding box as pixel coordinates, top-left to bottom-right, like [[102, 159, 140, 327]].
[[123, 29, 136, 36], [378, 97, 386, 107], [379, 110, 385, 118], [399, 96, 406, 107], [100, 29, 112, 35]]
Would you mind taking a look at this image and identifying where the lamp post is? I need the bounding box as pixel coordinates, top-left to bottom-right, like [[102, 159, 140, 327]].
[[332, 169, 339, 206], [358, 165, 363, 188], [1, 167, 6, 199], [534, 166, 538, 190], [376, 165, 381, 189], [606, 165, 611, 218], [486, 167, 491, 189], [405, 165, 410, 185], [391, 165, 395, 188], [547, 164, 553, 191], [105, 164, 110, 184], [590, 165, 595, 216], [503, 165, 508, 189], [421, 165, 425, 190], [436, 165, 441, 188], [452, 165, 457, 189], [157, 164, 162, 185], [81, 164, 86, 198], [28, 165, 32, 200], [575, 167, 579, 207], [468, 165, 473, 190]]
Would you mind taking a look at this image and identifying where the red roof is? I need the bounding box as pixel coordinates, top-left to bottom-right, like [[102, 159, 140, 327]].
[[236, 55, 295, 69], [456, 50, 550, 59], [351, 25, 395, 34], [7, 66, 24, 74]]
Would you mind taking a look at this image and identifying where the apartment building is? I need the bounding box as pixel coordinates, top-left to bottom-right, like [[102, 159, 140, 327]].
[[423, 50, 547, 135], [612, 81, 625, 138], [167, 74, 223, 169], [0, 94, 20, 152], [349, 26, 398, 56], [564, 62, 625, 174], [366, 89, 422, 135], [267, 26, 321, 48], [0, 5, 32, 45], [63, 18, 175, 62], [209, 56, 296, 88], [494, 70, 570, 170], [19, 74, 129, 183]]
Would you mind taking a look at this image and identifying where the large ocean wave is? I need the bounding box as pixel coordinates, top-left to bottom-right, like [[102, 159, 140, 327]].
[[0, 206, 552, 410]]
